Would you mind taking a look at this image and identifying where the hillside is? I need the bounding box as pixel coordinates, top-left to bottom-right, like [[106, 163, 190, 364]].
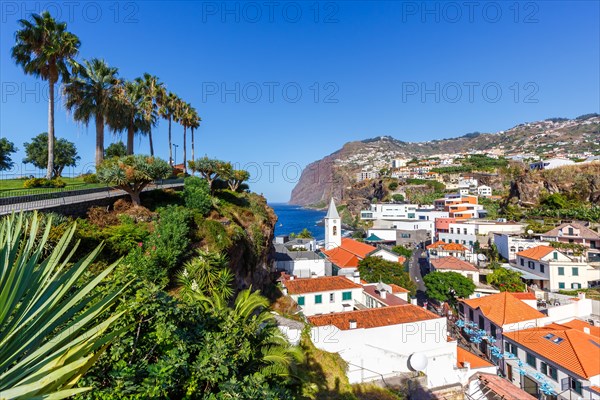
[[289, 114, 600, 206]]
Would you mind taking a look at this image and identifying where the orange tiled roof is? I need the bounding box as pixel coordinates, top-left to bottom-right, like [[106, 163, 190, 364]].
[[308, 304, 439, 330], [461, 292, 545, 326], [456, 347, 494, 369], [322, 247, 360, 268], [427, 241, 468, 252], [560, 319, 600, 338], [516, 245, 556, 261], [590, 386, 600, 394], [431, 256, 478, 272], [426, 240, 446, 249], [476, 373, 536, 400], [284, 276, 362, 295], [504, 326, 600, 378], [340, 238, 376, 258], [388, 284, 409, 293], [510, 292, 537, 301]]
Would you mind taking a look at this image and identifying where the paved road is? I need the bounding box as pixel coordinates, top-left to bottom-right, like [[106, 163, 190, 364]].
[[408, 243, 429, 306], [0, 182, 184, 215]]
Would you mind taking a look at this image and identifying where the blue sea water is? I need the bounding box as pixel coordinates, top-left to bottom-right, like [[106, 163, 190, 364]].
[[270, 203, 326, 240]]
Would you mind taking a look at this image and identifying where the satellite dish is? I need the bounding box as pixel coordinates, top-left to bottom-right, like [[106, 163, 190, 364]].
[[477, 254, 487, 261], [527, 229, 533, 235], [409, 353, 428, 371]]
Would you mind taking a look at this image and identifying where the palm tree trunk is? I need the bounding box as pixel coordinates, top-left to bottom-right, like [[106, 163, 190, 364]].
[[191, 126, 195, 167], [168, 117, 172, 165], [127, 122, 134, 155], [47, 80, 55, 179], [95, 114, 104, 166], [148, 129, 154, 156], [183, 125, 187, 174]]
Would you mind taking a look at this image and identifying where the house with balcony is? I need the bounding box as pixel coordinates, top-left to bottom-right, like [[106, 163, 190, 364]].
[[438, 220, 524, 250], [502, 322, 600, 399], [493, 233, 549, 262], [458, 292, 546, 372], [541, 222, 600, 263], [513, 245, 597, 291], [426, 240, 474, 262]]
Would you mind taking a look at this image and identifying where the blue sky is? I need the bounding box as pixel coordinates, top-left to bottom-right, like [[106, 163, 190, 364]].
[[1, 1, 599, 201]]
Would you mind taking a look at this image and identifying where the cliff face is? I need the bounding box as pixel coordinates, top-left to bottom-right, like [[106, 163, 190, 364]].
[[507, 163, 600, 206]]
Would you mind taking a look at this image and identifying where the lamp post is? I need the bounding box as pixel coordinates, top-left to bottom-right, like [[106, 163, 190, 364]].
[[172, 144, 179, 167]]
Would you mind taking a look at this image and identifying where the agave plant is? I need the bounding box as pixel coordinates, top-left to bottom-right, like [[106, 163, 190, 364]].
[[0, 212, 127, 399]]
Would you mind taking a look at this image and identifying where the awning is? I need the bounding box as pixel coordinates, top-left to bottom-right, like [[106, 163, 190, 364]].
[[364, 233, 384, 242], [502, 264, 549, 281]]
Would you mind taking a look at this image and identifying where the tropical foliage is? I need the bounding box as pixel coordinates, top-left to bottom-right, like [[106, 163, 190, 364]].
[[423, 271, 475, 303], [358, 257, 416, 296], [0, 212, 126, 399], [11, 11, 80, 179], [0, 138, 17, 171], [96, 155, 171, 205], [23, 133, 80, 177], [487, 268, 525, 292], [104, 141, 127, 158]]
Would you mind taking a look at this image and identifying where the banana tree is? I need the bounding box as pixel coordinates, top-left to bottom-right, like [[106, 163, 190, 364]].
[[0, 212, 128, 399]]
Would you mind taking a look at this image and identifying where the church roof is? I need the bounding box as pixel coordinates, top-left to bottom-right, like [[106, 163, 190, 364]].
[[325, 198, 340, 219]]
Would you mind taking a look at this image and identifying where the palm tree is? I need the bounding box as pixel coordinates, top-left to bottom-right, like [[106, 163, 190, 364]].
[[159, 92, 179, 165], [138, 73, 164, 156], [189, 107, 201, 165], [11, 11, 80, 179], [0, 212, 127, 399], [111, 79, 149, 154], [63, 58, 119, 167], [175, 100, 192, 174]]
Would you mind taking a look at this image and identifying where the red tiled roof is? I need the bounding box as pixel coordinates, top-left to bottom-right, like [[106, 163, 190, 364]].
[[322, 247, 360, 268], [504, 326, 600, 378], [560, 319, 600, 338], [340, 238, 376, 258], [284, 276, 361, 295], [461, 292, 545, 326], [510, 292, 536, 301], [431, 256, 478, 272], [456, 347, 494, 369], [426, 241, 468, 252], [516, 245, 556, 261], [590, 386, 600, 394], [388, 284, 409, 293], [308, 304, 440, 330], [427, 240, 446, 249], [475, 373, 536, 400]]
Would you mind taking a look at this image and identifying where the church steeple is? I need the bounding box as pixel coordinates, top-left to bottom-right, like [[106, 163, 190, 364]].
[[324, 198, 341, 249]]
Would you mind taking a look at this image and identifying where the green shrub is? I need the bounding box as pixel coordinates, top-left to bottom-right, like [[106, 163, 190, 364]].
[[102, 216, 151, 256], [388, 181, 398, 190], [23, 177, 66, 188], [184, 176, 212, 215], [82, 173, 99, 184]]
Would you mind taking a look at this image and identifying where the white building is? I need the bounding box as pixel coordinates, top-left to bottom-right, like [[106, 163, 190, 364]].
[[274, 238, 326, 278], [529, 158, 576, 170], [360, 203, 419, 220], [503, 321, 600, 399], [438, 220, 524, 250], [324, 198, 341, 250], [308, 304, 490, 387], [493, 233, 549, 262], [476, 185, 492, 197], [391, 159, 408, 168], [356, 170, 380, 181], [282, 275, 364, 316], [514, 245, 597, 291]]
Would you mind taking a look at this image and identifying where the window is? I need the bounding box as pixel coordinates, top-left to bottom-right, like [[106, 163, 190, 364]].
[[315, 295, 322, 304], [332, 226, 337, 236], [490, 324, 497, 338], [463, 228, 467, 234], [504, 342, 518, 356], [540, 264, 545, 273], [570, 378, 582, 395], [526, 352, 536, 368], [478, 315, 485, 329], [541, 362, 558, 380], [571, 283, 581, 289], [458, 304, 464, 314], [528, 261, 535, 269], [342, 291, 352, 301], [568, 227, 574, 236], [297, 296, 305, 306], [469, 309, 474, 321], [520, 258, 524, 266], [553, 252, 558, 260], [469, 240, 473, 246], [558, 267, 564, 276], [450, 228, 454, 234], [559, 282, 565, 289], [329, 293, 335, 303], [591, 241, 597, 249], [572, 267, 578, 276]]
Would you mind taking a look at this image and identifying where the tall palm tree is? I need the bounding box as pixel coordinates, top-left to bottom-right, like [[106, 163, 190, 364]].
[[159, 92, 179, 165], [175, 100, 192, 173], [111, 79, 149, 155], [138, 73, 164, 156], [189, 106, 201, 165], [11, 11, 80, 179], [63, 58, 119, 167]]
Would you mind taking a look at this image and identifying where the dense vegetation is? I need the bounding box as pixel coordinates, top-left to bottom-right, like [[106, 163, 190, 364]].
[[423, 271, 475, 303], [431, 155, 508, 174], [358, 257, 416, 296]]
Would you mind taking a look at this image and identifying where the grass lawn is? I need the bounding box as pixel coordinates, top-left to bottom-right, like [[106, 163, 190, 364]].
[[0, 177, 106, 198]]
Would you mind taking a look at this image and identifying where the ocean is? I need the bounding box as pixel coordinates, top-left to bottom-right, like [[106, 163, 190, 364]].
[[270, 203, 326, 240]]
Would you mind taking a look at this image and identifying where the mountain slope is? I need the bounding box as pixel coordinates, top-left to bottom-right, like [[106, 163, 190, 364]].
[[289, 114, 600, 205]]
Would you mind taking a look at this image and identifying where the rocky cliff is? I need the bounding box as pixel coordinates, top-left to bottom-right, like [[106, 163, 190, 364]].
[[289, 115, 600, 205], [507, 163, 600, 206]]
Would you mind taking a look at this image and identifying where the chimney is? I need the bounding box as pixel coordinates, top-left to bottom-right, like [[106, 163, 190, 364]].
[[578, 292, 586, 300], [289, 275, 294, 281], [353, 271, 361, 284], [584, 327, 591, 335], [380, 289, 387, 299], [349, 320, 357, 329], [281, 287, 288, 295], [463, 361, 470, 370], [311, 272, 318, 278]]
